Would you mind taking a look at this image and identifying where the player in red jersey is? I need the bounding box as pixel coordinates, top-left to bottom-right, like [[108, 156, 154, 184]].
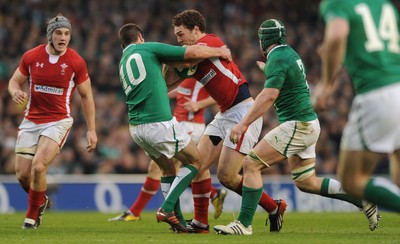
[[165, 10, 286, 233], [8, 14, 97, 229], [109, 78, 228, 224]]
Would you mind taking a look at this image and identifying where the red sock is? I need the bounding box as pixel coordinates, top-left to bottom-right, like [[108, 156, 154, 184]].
[[192, 178, 211, 225], [130, 177, 160, 216], [26, 188, 46, 220], [209, 185, 217, 200], [236, 176, 277, 212]]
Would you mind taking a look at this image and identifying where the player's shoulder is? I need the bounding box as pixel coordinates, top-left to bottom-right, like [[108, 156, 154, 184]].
[[320, 0, 353, 13], [64, 47, 87, 68], [66, 47, 84, 59], [197, 34, 225, 47], [23, 44, 46, 60], [268, 45, 300, 65]]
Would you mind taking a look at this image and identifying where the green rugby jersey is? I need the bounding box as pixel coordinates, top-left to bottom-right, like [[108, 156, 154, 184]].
[[320, 0, 400, 94], [119, 42, 186, 125], [264, 45, 317, 124]]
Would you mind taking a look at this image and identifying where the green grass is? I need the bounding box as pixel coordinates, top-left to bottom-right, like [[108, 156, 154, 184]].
[[0, 211, 399, 243]]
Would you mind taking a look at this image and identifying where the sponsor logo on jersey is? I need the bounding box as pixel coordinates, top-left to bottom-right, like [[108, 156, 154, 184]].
[[177, 87, 191, 95], [36, 62, 44, 68], [198, 69, 216, 86], [34, 85, 64, 95]]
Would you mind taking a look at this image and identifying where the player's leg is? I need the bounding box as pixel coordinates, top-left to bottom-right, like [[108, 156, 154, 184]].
[[23, 136, 58, 229], [15, 155, 32, 193], [217, 120, 281, 224], [214, 139, 285, 235], [390, 152, 400, 186], [156, 139, 200, 232], [183, 121, 228, 219], [108, 160, 162, 222], [130, 160, 162, 216], [190, 134, 222, 232], [339, 150, 400, 212]]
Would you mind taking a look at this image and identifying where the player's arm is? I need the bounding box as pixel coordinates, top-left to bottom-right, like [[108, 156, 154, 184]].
[[163, 63, 184, 88], [76, 78, 98, 152], [230, 88, 279, 144], [168, 87, 178, 98], [8, 68, 28, 105], [184, 45, 232, 62], [313, 17, 348, 111], [321, 18, 348, 86], [184, 96, 216, 113]]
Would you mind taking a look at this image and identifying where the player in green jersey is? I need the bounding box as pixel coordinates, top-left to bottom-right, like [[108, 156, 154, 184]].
[[314, 0, 400, 217], [117, 23, 231, 233], [214, 18, 379, 235]]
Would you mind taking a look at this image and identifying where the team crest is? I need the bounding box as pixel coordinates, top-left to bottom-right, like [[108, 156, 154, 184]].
[[60, 63, 68, 75]]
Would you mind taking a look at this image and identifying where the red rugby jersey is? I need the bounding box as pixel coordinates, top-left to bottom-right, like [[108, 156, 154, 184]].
[[192, 34, 247, 112], [18, 44, 89, 124], [173, 78, 209, 123]]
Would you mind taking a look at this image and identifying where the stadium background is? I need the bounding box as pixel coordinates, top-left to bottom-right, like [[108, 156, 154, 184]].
[[0, 0, 397, 213]]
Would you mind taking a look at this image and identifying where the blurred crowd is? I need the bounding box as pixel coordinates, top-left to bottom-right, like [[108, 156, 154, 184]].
[[0, 0, 392, 175]]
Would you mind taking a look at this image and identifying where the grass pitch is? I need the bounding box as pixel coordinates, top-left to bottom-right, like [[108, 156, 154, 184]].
[[0, 211, 399, 243]]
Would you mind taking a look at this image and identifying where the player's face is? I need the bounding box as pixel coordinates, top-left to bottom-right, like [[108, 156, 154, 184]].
[[51, 28, 71, 54], [173, 25, 197, 46]]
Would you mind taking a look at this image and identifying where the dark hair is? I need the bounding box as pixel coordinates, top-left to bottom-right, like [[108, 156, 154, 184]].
[[118, 23, 144, 48], [172, 9, 206, 32]]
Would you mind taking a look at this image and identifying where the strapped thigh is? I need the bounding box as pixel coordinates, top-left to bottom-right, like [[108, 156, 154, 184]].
[[15, 145, 37, 160], [248, 149, 270, 167], [291, 163, 315, 181]]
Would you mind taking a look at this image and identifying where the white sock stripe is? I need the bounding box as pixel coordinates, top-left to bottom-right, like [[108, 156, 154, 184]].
[[374, 177, 400, 196], [141, 187, 158, 195], [193, 192, 211, 198]]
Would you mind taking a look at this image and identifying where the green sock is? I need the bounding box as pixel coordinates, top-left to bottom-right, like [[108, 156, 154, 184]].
[[320, 178, 363, 208], [160, 176, 186, 225], [364, 177, 400, 212], [238, 186, 262, 227], [161, 165, 198, 213]]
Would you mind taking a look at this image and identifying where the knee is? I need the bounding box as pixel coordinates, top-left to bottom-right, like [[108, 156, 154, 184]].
[[295, 180, 314, 193], [217, 170, 235, 189], [31, 161, 46, 176], [242, 156, 260, 174]]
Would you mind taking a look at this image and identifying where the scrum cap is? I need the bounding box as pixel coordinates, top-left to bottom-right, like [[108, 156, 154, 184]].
[[47, 14, 72, 42], [258, 19, 286, 52]]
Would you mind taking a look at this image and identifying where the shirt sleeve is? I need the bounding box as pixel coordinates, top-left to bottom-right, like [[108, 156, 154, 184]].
[[264, 54, 287, 90]]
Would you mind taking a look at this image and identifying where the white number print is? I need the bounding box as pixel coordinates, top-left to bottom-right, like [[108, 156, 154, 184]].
[[119, 53, 146, 95], [296, 59, 309, 89], [356, 3, 400, 53]]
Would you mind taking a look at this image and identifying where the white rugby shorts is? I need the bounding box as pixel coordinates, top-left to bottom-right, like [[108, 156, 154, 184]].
[[341, 82, 400, 152], [129, 117, 191, 158], [179, 121, 205, 144], [264, 118, 320, 159], [204, 100, 262, 154], [15, 117, 73, 154]]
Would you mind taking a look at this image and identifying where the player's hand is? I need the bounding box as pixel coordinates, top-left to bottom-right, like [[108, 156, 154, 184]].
[[183, 97, 199, 112], [11, 90, 28, 105], [312, 82, 334, 112], [256, 61, 265, 71], [230, 123, 248, 144], [220, 46, 232, 62], [86, 130, 98, 153]]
